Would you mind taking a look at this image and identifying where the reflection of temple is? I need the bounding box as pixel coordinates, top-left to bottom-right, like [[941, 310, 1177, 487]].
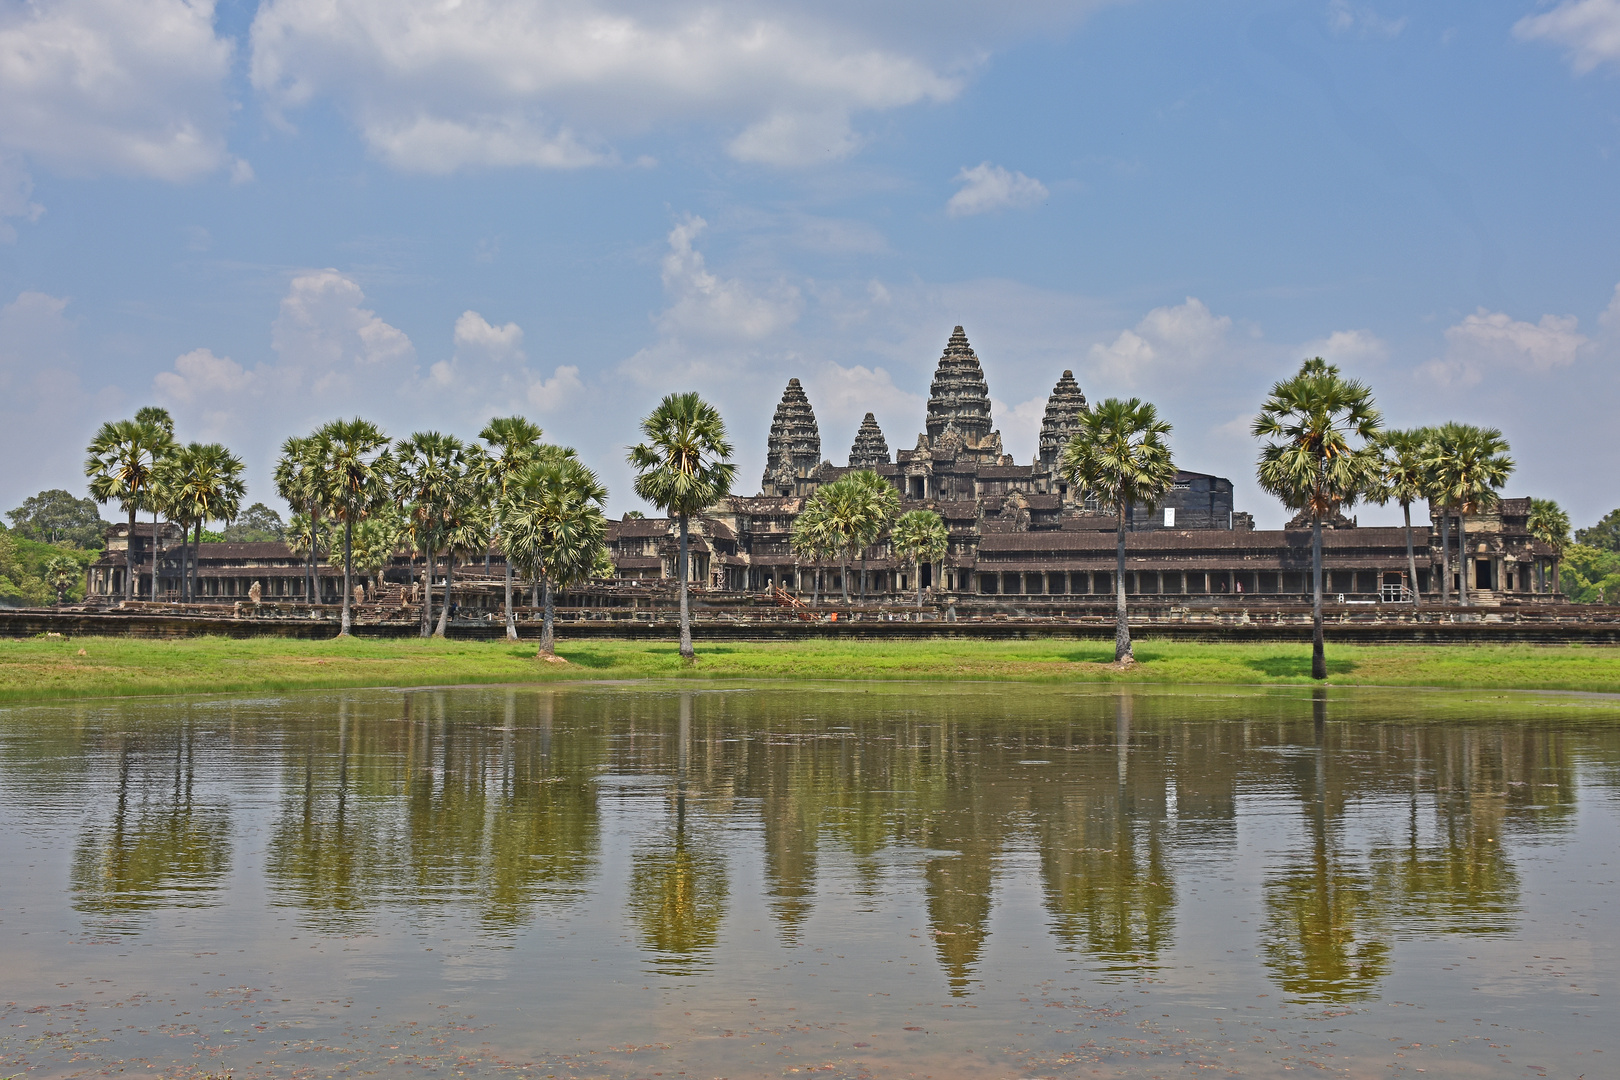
[[608, 326, 1561, 604]]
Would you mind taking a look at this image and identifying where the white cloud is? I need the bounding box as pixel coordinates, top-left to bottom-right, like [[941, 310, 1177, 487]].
[[0, 154, 43, 242], [249, 0, 970, 172], [1515, 0, 1620, 73], [453, 310, 525, 364], [427, 310, 583, 415], [810, 361, 924, 453], [1087, 297, 1231, 385], [0, 0, 235, 180], [272, 269, 417, 379], [1300, 328, 1389, 368], [946, 162, 1049, 218], [656, 215, 802, 343], [1326, 0, 1407, 38], [1418, 306, 1589, 387]]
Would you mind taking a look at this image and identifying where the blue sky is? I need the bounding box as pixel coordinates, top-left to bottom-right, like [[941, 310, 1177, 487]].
[[2, 0, 1617, 528]]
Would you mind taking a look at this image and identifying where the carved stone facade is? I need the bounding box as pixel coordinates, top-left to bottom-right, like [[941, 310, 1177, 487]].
[[761, 377, 822, 497], [848, 413, 891, 468]]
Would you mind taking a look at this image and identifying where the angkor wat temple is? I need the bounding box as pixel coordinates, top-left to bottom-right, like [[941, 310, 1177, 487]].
[[609, 326, 1560, 605]]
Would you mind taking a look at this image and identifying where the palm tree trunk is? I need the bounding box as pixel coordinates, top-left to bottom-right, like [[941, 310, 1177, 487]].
[[677, 513, 694, 661], [504, 558, 518, 640], [839, 551, 849, 604], [1438, 507, 1451, 605], [340, 516, 354, 635], [419, 546, 433, 638], [1311, 511, 1325, 680], [916, 559, 924, 608], [1114, 507, 1131, 662], [125, 504, 137, 601], [434, 552, 455, 637], [813, 565, 821, 605], [1457, 512, 1470, 607], [1553, 552, 1562, 598], [1402, 501, 1420, 610], [151, 507, 161, 600], [539, 576, 555, 657], [193, 521, 203, 603], [860, 550, 867, 603], [307, 498, 318, 603]]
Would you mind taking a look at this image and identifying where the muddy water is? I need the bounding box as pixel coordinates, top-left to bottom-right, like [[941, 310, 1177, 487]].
[[1, 683, 1616, 1079]]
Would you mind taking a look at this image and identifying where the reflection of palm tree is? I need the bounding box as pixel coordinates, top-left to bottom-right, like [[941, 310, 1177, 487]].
[[71, 734, 231, 927], [1260, 692, 1389, 1002], [627, 694, 729, 974]]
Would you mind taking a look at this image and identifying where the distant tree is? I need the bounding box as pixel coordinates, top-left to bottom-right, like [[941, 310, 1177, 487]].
[[392, 431, 466, 637], [849, 470, 900, 601], [501, 454, 608, 658], [222, 503, 287, 543], [157, 442, 245, 602], [1065, 397, 1179, 665], [345, 506, 405, 595], [890, 508, 948, 607], [1527, 498, 1571, 597], [1557, 544, 1620, 604], [276, 435, 324, 603], [1253, 359, 1381, 680], [1576, 507, 1620, 552], [1424, 423, 1513, 607], [5, 490, 109, 548], [314, 418, 393, 636], [477, 416, 547, 640], [85, 417, 176, 600], [628, 392, 736, 662], [789, 498, 839, 605], [1368, 429, 1429, 609], [43, 553, 80, 605], [623, 510, 646, 520]]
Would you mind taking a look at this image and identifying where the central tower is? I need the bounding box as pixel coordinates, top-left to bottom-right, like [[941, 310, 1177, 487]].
[[926, 326, 996, 451]]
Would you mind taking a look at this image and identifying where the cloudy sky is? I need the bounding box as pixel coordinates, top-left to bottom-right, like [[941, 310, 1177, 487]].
[[1, 0, 1617, 528]]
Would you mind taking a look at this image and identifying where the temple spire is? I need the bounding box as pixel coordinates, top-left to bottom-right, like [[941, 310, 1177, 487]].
[[1037, 369, 1089, 467], [848, 413, 891, 468], [926, 326, 994, 450], [761, 378, 821, 496]]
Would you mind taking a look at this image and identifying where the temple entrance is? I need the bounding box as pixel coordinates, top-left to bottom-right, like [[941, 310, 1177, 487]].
[[920, 563, 932, 589]]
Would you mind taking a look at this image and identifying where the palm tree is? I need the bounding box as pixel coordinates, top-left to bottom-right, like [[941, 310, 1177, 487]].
[[1253, 359, 1381, 679], [1063, 397, 1178, 665], [1368, 428, 1428, 609], [158, 443, 245, 602], [849, 470, 900, 601], [314, 418, 392, 636], [628, 393, 736, 662], [85, 417, 175, 600], [1527, 498, 1570, 598], [350, 507, 405, 596], [433, 472, 490, 638], [890, 509, 948, 608], [790, 498, 839, 605], [392, 431, 466, 638], [501, 455, 608, 658], [275, 435, 323, 604], [1425, 423, 1513, 607], [43, 554, 80, 605], [478, 416, 547, 640]]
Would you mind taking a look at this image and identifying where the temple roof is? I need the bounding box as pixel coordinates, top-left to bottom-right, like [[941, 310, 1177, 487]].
[[848, 412, 891, 468], [926, 326, 994, 449], [762, 377, 821, 493], [1037, 369, 1088, 467]]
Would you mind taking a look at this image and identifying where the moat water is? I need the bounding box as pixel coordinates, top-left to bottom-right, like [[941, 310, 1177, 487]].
[[1, 683, 1617, 1079]]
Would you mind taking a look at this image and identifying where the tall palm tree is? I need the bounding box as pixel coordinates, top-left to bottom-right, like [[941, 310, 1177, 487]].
[[478, 416, 547, 639], [1368, 428, 1429, 609], [1253, 359, 1381, 679], [275, 435, 323, 604], [1425, 423, 1513, 607], [849, 469, 900, 601], [812, 478, 862, 603], [85, 417, 175, 600], [890, 508, 948, 608], [433, 472, 490, 638], [158, 443, 245, 602], [392, 431, 466, 638], [1063, 397, 1178, 665], [501, 455, 608, 658], [628, 392, 736, 662], [1527, 498, 1570, 598], [790, 497, 839, 605], [314, 418, 392, 636], [134, 408, 178, 597]]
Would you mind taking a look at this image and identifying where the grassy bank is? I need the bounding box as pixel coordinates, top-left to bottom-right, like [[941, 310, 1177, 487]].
[[1, 634, 1619, 703]]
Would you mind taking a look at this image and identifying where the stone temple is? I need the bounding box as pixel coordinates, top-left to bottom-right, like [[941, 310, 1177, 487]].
[[607, 325, 1560, 604]]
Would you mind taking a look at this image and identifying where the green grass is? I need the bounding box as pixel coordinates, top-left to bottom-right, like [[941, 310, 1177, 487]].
[[1, 634, 1619, 703]]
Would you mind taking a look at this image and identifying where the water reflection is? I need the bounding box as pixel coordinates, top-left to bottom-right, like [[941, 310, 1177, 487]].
[[2, 685, 1609, 1002]]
